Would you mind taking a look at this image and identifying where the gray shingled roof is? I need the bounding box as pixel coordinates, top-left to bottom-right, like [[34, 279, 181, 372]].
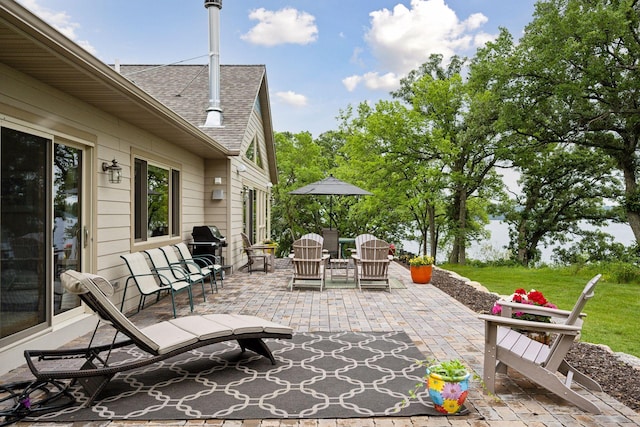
[[118, 64, 267, 154]]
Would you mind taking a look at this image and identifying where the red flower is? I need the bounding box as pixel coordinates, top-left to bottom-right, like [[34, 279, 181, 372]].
[[515, 288, 527, 295], [527, 290, 548, 306], [512, 294, 524, 303]]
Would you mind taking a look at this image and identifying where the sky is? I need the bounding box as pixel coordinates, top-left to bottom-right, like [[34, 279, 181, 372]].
[[17, 0, 538, 137]]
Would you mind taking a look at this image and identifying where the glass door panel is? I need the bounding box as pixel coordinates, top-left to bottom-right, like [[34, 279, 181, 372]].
[[0, 127, 48, 339], [53, 144, 82, 315]]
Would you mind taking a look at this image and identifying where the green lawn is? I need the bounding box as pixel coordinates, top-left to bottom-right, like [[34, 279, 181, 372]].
[[439, 264, 640, 358]]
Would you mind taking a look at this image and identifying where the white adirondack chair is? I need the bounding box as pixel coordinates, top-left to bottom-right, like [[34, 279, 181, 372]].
[[355, 238, 391, 291], [478, 274, 602, 413], [290, 237, 329, 291]]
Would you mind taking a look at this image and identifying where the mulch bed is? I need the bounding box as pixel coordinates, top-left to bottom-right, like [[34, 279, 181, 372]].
[[428, 267, 640, 412]]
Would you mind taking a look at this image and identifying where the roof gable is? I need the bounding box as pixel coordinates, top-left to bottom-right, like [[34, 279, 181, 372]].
[[118, 64, 267, 154]]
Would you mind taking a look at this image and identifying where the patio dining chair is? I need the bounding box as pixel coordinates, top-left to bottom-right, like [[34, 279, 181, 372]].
[[322, 228, 339, 258], [145, 248, 207, 303], [478, 274, 602, 413], [120, 252, 193, 318], [160, 245, 220, 294], [241, 232, 268, 274], [173, 242, 224, 289]]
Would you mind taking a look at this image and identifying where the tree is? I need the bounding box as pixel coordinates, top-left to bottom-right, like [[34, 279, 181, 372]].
[[338, 101, 449, 257], [393, 54, 506, 263], [505, 144, 620, 265], [270, 131, 329, 255], [502, 0, 640, 244]]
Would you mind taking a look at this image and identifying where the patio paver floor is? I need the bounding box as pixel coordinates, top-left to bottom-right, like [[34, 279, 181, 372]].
[[3, 260, 639, 426]]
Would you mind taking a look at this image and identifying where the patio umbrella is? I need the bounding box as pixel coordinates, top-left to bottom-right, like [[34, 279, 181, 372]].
[[289, 175, 372, 229]]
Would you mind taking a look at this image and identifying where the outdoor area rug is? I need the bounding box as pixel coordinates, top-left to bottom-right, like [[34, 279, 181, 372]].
[[30, 331, 468, 421]]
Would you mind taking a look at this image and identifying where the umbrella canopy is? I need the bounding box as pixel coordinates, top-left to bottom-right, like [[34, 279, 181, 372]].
[[289, 175, 372, 196], [289, 175, 372, 229]]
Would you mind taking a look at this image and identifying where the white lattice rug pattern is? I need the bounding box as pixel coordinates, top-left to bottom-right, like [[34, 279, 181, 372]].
[[30, 331, 469, 421]]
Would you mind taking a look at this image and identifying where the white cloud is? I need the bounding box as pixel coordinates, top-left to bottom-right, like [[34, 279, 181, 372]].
[[347, 0, 494, 92], [17, 0, 97, 55], [343, 72, 399, 92], [275, 91, 308, 107], [241, 8, 318, 47], [342, 75, 363, 92]]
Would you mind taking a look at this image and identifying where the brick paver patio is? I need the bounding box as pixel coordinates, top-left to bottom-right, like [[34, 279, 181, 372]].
[[4, 260, 639, 426]]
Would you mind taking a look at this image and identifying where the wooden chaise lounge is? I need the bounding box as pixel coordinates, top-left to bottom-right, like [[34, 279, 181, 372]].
[[24, 270, 293, 405]]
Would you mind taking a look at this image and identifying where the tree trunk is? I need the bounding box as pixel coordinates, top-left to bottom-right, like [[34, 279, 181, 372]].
[[428, 204, 437, 259], [620, 153, 640, 243], [448, 187, 467, 264]]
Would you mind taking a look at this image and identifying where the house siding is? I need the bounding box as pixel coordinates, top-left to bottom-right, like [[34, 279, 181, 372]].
[[0, 61, 214, 372]]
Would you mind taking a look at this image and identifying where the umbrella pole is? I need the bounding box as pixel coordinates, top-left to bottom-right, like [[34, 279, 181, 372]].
[[329, 195, 333, 230]]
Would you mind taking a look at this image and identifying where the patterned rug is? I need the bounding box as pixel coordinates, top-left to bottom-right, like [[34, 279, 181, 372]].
[[31, 331, 468, 421]]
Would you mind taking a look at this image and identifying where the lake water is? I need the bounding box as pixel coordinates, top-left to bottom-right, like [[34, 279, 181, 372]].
[[402, 221, 635, 263]]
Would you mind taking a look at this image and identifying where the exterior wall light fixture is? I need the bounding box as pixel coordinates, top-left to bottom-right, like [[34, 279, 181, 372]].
[[102, 159, 122, 184]]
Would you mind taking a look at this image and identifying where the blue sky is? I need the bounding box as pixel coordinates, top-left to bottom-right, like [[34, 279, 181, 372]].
[[18, 0, 538, 137]]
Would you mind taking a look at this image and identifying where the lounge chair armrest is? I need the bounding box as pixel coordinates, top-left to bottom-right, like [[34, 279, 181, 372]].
[[478, 314, 582, 335]]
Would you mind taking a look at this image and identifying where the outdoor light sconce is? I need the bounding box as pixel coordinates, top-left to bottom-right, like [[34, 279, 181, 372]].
[[236, 163, 247, 175], [102, 159, 122, 184]]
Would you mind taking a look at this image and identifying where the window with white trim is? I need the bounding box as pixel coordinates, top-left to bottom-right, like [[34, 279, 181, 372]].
[[134, 158, 180, 241]]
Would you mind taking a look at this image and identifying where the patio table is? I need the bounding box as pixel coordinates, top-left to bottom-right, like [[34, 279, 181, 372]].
[[250, 244, 276, 272]]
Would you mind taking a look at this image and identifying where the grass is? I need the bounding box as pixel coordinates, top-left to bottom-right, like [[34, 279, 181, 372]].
[[439, 263, 640, 358]]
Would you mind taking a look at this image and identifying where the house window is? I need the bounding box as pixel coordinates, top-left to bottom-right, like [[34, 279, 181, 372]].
[[244, 135, 263, 169], [134, 158, 180, 241]]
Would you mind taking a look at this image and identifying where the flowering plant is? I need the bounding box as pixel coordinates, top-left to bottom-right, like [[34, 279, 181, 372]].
[[401, 358, 470, 414], [409, 255, 434, 266], [492, 288, 558, 323]]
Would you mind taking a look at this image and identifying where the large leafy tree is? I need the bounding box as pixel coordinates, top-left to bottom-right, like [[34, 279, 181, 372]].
[[502, 0, 640, 243], [393, 55, 506, 263], [270, 131, 329, 254], [506, 145, 620, 265], [337, 101, 448, 256], [471, 27, 623, 265]]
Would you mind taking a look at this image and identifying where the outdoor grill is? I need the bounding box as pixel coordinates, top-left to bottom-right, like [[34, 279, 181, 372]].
[[191, 225, 227, 265]]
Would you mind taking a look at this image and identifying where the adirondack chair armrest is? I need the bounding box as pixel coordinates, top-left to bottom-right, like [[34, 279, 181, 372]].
[[478, 314, 582, 335], [292, 258, 322, 263], [497, 300, 585, 319]]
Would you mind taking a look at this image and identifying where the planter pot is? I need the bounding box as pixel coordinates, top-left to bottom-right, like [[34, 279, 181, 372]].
[[410, 265, 433, 284], [426, 368, 470, 414]]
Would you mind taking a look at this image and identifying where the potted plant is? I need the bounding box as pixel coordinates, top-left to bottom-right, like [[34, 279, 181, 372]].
[[492, 288, 558, 344], [409, 255, 434, 284], [403, 358, 470, 414]]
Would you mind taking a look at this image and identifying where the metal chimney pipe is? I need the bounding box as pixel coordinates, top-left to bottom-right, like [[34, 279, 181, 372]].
[[203, 0, 223, 127]]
